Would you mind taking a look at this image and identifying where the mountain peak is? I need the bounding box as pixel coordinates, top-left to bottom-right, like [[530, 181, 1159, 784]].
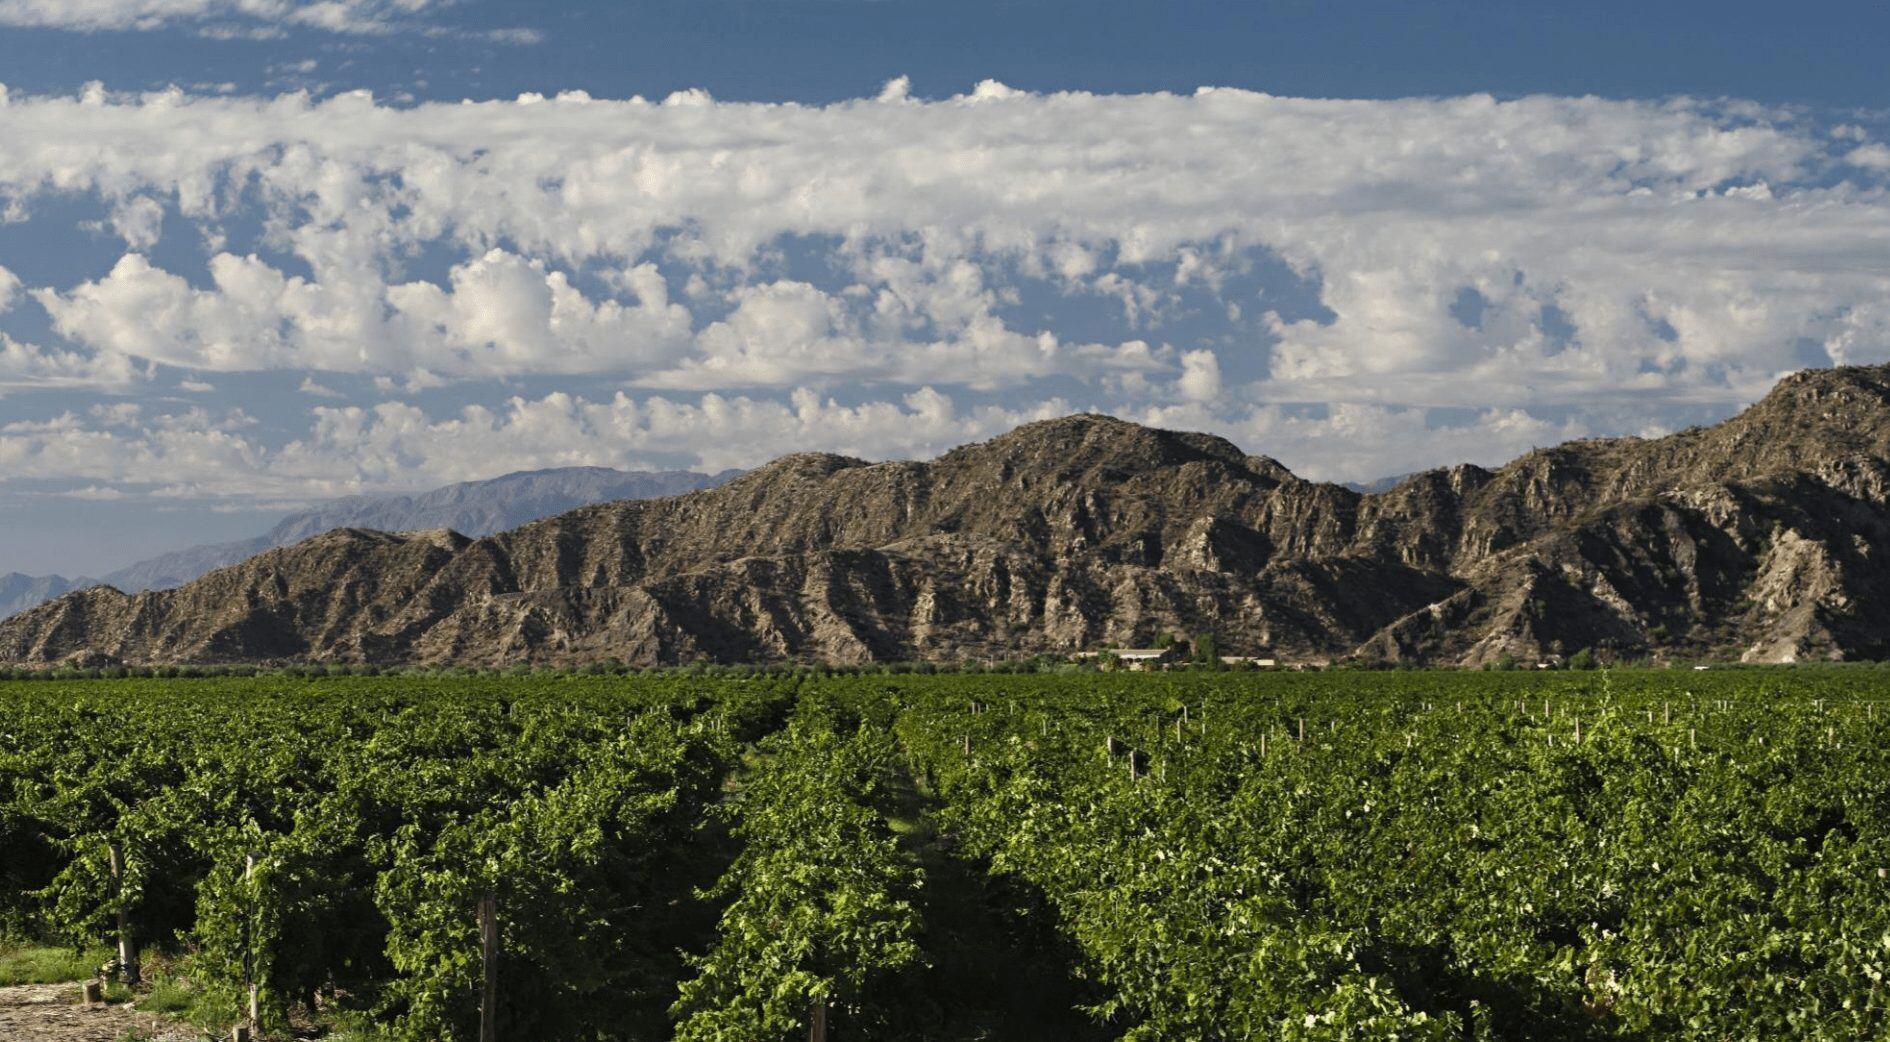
[[949, 412, 1258, 475]]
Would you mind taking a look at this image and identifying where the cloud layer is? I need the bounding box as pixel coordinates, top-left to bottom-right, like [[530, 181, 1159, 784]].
[[0, 0, 538, 40], [0, 81, 1887, 499]]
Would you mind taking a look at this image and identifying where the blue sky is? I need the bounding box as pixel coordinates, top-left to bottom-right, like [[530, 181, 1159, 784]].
[[3, 1, 1888, 108], [1, 0, 1889, 577]]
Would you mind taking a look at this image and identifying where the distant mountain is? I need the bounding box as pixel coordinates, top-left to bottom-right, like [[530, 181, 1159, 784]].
[[11, 364, 1890, 669], [1343, 473, 1417, 495], [1, 467, 738, 619], [0, 573, 94, 621]]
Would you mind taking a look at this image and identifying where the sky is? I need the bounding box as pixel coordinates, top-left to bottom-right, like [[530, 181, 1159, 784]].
[[1, 1, 1889, 577]]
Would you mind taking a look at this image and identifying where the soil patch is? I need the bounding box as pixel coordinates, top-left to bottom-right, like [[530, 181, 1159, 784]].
[[0, 983, 193, 1042]]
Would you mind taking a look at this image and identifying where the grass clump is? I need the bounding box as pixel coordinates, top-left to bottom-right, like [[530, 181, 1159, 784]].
[[137, 975, 196, 1015], [0, 942, 111, 984]]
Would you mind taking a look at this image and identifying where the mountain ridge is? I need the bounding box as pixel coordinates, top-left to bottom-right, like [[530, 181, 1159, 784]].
[[0, 467, 738, 619], [7, 365, 1890, 668]]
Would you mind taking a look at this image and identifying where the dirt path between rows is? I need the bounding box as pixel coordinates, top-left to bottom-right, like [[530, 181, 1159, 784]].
[[0, 983, 193, 1041]]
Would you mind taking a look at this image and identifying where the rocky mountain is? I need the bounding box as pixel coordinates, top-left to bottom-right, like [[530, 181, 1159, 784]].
[[8, 364, 1890, 668], [1, 468, 738, 617], [0, 573, 94, 622], [96, 466, 740, 593]]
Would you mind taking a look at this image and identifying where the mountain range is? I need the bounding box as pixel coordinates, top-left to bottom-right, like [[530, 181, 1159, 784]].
[[0, 467, 736, 620], [7, 363, 1890, 668]]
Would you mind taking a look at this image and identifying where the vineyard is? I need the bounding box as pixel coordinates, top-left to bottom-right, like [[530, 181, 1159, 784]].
[[3, 668, 1889, 1040]]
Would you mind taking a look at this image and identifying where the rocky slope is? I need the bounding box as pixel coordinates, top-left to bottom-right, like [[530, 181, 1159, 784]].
[[1, 468, 738, 616], [8, 364, 1890, 668], [0, 573, 93, 621]]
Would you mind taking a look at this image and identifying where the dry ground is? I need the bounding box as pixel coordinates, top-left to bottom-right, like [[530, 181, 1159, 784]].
[[0, 983, 193, 1041]]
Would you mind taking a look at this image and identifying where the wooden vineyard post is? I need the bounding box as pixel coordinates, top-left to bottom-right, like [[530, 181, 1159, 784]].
[[479, 893, 498, 1042], [1128, 749, 1138, 782], [244, 852, 260, 1036], [1664, 702, 1671, 726], [1297, 717, 1305, 746], [107, 839, 139, 985], [1259, 732, 1268, 759], [962, 734, 971, 758], [1573, 719, 1582, 745], [808, 997, 828, 1042]]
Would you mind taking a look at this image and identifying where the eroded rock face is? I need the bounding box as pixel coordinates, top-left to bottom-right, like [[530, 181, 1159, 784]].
[[11, 365, 1890, 667]]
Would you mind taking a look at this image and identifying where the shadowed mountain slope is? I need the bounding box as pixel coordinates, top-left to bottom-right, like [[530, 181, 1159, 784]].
[[9, 365, 1890, 668]]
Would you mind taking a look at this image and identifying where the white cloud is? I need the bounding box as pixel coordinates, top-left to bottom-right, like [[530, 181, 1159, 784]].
[[1177, 349, 1221, 402], [1847, 143, 1890, 170], [877, 76, 911, 103], [1231, 402, 1587, 485], [0, 263, 18, 311], [297, 376, 344, 398], [384, 249, 695, 376], [1, 83, 1889, 497], [39, 248, 698, 378], [0, 0, 539, 40], [89, 401, 142, 426], [0, 332, 145, 391], [0, 84, 1882, 412], [64, 485, 128, 500], [107, 195, 164, 249]]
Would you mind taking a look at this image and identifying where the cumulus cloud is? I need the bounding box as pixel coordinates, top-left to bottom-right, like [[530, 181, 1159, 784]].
[[38, 248, 698, 378], [297, 376, 343, 398], [0, 0, 540, 40], [1177, 349, 1221, 402], [0, 332, 146, 392], [106, 195, 164, 249], [1, 82, 1889, 496], [0, 84, 1882, 411]]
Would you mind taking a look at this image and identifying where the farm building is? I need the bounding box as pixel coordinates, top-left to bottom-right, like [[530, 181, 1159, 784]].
[[1113, 648, 1175, 670]]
